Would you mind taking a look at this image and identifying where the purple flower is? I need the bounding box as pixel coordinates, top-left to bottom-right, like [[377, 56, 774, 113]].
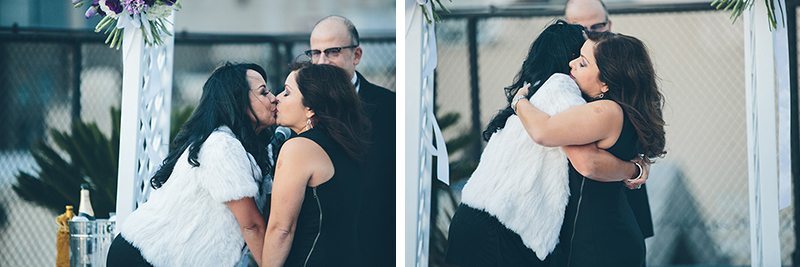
[[124, 0, 147, 15], [90, 0, 106, 16], [84, 6, 98, 18], [102, 0, 123, 14]]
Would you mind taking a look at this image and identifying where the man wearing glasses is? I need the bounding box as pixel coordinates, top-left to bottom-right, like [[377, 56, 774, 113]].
[[564, 0, 611, 32], [308, 15, 396, 266]]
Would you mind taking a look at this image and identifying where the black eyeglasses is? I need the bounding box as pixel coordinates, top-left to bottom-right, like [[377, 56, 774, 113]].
[[304, 44, 359, 62], [586, 21, 609, 32]]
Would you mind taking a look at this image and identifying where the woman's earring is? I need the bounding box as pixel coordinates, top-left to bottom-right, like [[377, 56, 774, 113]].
[[300, 118, 313, 132], [594, 92, 605, 99]]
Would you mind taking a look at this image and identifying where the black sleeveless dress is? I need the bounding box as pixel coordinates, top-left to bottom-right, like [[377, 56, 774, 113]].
[[551, 108, 646, 267], [283, 128, 361, 266]]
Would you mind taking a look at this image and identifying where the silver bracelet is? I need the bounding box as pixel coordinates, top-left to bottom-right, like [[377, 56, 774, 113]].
[[632, 161, 644, 180], [511, 94, 525, 114]]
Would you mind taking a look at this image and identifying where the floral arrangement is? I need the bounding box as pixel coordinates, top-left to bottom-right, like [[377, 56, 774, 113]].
[[72, 0, 181, 49]]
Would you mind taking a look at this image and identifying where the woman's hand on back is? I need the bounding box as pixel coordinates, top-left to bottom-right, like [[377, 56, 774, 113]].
[[623, 157, 649, 190]]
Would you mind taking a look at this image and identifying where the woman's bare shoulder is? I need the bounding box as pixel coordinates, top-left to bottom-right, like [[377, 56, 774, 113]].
[[584, 99, 623, 117], [278, 137, 326, 161]]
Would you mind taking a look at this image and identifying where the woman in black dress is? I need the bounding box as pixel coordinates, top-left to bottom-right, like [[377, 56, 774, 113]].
[[513, 31, 666, 266], [261, 62, 370, 266], [446, 21, 651, 267]]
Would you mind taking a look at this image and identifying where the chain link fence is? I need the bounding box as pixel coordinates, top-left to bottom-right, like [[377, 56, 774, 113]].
[[0, 29, 394, 267], [434, 4, 799, 267]]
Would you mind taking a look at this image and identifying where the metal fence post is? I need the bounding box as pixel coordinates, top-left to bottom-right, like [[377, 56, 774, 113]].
[[71, 42, 81, 122], [269, 41, 283, 92], [283, 41, 294, 73], [467, 18, 481, 162]]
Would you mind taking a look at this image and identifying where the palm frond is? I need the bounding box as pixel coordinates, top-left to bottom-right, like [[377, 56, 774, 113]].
[[710, 0, 785, 30], [13, 106, 193, 217], [437, 113, 460, 130]]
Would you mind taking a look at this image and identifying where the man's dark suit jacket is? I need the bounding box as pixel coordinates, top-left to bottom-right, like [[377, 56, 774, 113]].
[[627, 185, 654, 238], [355, 72, 396, 265]]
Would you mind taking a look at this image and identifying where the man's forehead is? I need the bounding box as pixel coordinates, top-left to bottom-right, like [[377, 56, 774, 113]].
[[568, 10, 604, 21], [311, 20, 350, 40], [565, 1, 606, 21]]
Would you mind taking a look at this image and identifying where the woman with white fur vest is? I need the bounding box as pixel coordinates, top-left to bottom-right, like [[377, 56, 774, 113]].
[[446, 21, 651, 267], [107, 63, 278, 267]]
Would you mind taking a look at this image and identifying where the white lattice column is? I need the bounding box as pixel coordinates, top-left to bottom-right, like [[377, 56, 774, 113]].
[[406, 1, 449, 266], [744, 1, 790, 266], [115, 14, 174, 228], [405, 3, 423, 265]]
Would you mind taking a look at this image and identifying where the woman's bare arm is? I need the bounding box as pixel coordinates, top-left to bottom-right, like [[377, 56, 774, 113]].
[[262, 138, 317, 267], [564, 144, 633, 181], [564, 144, 650, 188], [514, 84, 623, 148], [226, 197, 265, 266]]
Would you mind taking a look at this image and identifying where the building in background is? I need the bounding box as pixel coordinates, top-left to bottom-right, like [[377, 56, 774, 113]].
[[1, 0, 394, 34]]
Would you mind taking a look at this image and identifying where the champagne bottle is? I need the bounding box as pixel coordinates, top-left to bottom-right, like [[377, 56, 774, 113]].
[[76, 183, 95, 220], [71, 185, 95, 263], [55, 205, 74, 267]]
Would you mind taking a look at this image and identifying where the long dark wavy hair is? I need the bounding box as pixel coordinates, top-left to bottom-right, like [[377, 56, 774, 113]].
[[150, 62, 272, 189], [291, 62, 370, 161], [482, 20, 585, 141], [587, 31, 666, 159]]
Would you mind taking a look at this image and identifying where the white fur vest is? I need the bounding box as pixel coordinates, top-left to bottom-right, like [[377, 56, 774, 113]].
[[460, 73, 586, 260], [119, 126, 261, 266]]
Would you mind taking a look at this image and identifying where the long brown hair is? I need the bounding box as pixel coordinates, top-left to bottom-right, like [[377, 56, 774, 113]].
[[291, 62, 370, 161], [587, 32, 666, 159]]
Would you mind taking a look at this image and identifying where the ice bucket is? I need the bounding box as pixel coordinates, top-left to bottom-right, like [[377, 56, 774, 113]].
[[69, 219, 115, 267]]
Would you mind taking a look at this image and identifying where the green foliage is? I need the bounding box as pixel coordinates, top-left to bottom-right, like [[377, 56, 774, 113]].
[[13, 107, 121, 218], [421, 0, 453, 24], [171, 105, 194, 140], [12, 106, 193, 217], [711, 0, 785, 30]]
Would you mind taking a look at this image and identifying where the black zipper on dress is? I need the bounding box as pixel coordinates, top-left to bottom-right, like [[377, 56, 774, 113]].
[[567, 177, 586, 267], [304, 188, 322, 267]]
